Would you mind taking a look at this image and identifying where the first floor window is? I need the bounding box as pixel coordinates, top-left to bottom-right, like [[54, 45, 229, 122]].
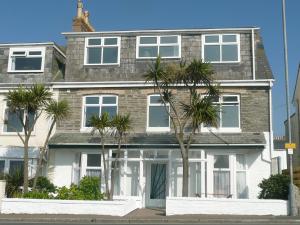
[[203, 34, 239, 63], [204, 95, 240, 131], [3, 107, 35, 133], [147, 95, 170, 131], [83, 95, 118, 128], [85, 37, 120, 65], [213, 155, 230, 198], [8, 47, 45, 72]]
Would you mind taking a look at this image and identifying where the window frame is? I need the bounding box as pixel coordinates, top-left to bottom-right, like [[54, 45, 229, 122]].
[[201, 94, 241, 133], [7, 47, 46, 73], [146, 94, 170, 132], [84, 37, 121, 66], [2, 102, 36, 135], [81, 95, 118, 132], [80, 153, 102, 178], [202, 34, 240, 63], [136, 35, 181, 59]]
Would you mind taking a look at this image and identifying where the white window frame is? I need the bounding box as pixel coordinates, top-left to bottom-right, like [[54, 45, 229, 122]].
[[2, 102, 36, 135], [201, 94, 241, 133], [146, 94, 170, 132], [80, 153, 101, 178], [7, 47, 46, 73], [84, 37, 121, 65], [136, 35, 181, 59], [202, 34, 240, 63], [235, 154, 248, 199], [81, 95, 118, 132]]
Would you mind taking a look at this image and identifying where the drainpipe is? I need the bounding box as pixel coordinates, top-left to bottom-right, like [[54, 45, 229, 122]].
[[269, 81, 274, 172], [251, 28, 256, 80]]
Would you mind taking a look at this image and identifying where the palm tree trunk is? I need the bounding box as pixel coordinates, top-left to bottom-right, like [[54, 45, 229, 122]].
[[23, 139, 29, 194], [110, 138, 121, 200], [32, 147, 45, 190], [182, 152, 189, 197], [101, 140, 110, 199]]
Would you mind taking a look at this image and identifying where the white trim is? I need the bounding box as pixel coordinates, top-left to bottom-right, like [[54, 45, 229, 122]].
[[146, 94, 170, 132], [136, 35, 181, 59], [84, 37, 120, 66], [251, 29, 256, 80], [201, 34, 240, 63], [269, 82, 273, 171], [7, 47, 46, 73], [62, 27, 260, 36]]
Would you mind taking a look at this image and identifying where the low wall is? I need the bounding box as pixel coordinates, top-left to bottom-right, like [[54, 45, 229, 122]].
[[166, 197, 289, 216], [1, 198, 137, 216]]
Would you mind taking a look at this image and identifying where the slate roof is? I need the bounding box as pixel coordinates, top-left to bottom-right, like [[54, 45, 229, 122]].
[[49, 132, 266, 147]]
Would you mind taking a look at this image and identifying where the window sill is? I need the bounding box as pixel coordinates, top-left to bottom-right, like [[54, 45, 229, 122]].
[[1, 132, 36, 136], [146, 127, 171, 133], [7, 70, 44, 73], [201, 128, 241, 133], [207, 61, 240, 64], [136, 57, 181, 60], [83, 63, 120, 67]]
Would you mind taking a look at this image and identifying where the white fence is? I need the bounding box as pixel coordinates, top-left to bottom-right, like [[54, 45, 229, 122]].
[[166, 197, 289, 216], [1, 198, 137, 216]]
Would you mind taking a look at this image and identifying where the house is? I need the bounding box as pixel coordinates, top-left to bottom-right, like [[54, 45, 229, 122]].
[[45, 1, 275, 208], [0, 42, 65, 176], [290, 64, 300, 167]]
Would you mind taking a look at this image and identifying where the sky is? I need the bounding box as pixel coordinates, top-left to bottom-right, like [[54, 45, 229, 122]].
[[0, 0, 299, 136]]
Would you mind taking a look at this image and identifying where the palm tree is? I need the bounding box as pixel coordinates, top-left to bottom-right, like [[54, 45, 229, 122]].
[[32, 99, 70, 189], [145, 58, 219, 196], [110, 114, 131, 199], [6, 84, 52, 193], [89, 112, 111, 199]]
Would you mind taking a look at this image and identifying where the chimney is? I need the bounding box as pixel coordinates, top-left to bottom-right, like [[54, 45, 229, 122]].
[[72, 0, 95, 32]]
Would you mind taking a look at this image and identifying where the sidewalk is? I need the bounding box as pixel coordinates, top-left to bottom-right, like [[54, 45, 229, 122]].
[[0, 208, 299, 224]]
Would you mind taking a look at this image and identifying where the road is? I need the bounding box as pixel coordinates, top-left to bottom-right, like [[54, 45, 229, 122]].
[[0, 223, 298, 225]]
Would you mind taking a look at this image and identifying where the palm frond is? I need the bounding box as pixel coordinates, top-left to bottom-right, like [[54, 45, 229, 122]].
[[45, 99, 70, 121]]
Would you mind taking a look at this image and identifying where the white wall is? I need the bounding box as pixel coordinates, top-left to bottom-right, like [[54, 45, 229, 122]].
[[166, 197, 288, 216], [1, 198, 137, 216]]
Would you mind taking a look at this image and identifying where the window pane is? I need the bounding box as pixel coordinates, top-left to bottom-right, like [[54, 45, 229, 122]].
[[29, 51, 42, 55], [189, 162, 201, 197], [0, 160, 5, 174], [126, 161, 140, 196], [204, 45, 220, 61], [86, 97, 99, 104], [149, 106, 169, 127], [85, 106, 100, 127], [103, 47, 118, 63], [222, 45, 238, 61], [127, 151, 140, 158], [222, 105, 239, 127], [223, 35, 236, 42], [88, 39, 101, 45], [160, 46, 179, 57], [214, 155, 229, 168], [213, 171, 230, 198], [5, 110, 23, 132], [160, 36, 178, 44], [140, 37, 157, 44], [86, 169, 101, 178], [237, 171, 248, 199], [87, 154, 101, 167], [9, 161, 24, 175], [150, 95, 161, 104], [101, 106, 117, 118], [14, 57, 42, 70], [139, 46, 158, 57], [236, 154, 246, 170], [12, 51, 25, 55], [87, 47, 101, 64], [205, 35, 219, 43], [223, 96, 238, 102], [102, 96, 117, 104], [104, 38, 117, 45]]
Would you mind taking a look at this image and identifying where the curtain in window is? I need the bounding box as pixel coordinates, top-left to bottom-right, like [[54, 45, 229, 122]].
[[213, 171, 230, 198], [72, 153, 81, 185], [236, 154, 248, 198]]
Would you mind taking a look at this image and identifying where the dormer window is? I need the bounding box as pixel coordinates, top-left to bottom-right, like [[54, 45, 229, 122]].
[[202, 34, 240, 63], [85, 37, 120, 65], [8, 47, 45, 72], [137, 35, 181, 59]]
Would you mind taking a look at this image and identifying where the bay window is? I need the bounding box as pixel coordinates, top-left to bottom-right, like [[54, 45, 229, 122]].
[[137, 35, 181, 58], [202, 34, 240, 63], [213, 155, 231, 198]]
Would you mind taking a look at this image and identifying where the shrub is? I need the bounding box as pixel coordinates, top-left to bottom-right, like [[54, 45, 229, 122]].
[[56, 176, 103, 200], [5, 169, 24, 197], [258, 174, 290, 200], [29, 177, 56, 193], [23, 191, 51, 199]]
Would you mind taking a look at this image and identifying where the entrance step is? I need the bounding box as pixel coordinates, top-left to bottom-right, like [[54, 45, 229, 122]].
[[125, 208, 166, 218]]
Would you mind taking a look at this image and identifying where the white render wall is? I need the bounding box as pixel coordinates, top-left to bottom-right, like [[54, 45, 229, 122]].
[[1, 198, 137, 216], [166, 197, 288, 215]]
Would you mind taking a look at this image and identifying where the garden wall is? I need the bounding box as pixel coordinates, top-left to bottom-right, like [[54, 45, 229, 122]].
[[166, 197, 289, 216], [1, 198, 137, 216]]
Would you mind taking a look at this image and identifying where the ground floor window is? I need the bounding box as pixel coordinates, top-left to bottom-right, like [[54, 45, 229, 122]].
[[213, 155, 231, 198], [81, 153, 101, 178]]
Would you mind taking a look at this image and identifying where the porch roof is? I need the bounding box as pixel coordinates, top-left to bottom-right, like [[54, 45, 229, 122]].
[[48, 132, 266, 148]]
